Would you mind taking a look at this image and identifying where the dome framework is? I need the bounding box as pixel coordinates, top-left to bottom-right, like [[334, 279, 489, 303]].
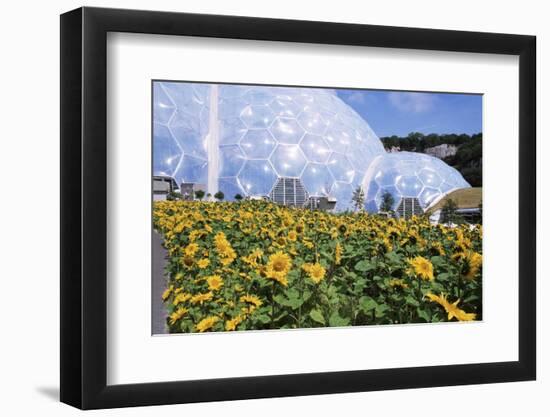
[[153, 82, 470, 212]]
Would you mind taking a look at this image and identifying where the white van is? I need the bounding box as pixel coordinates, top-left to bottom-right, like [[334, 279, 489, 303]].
[[153, 175, 180, 201]]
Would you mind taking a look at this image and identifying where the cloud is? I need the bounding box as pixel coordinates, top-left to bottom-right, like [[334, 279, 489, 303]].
[[387, 92, 437, 113]]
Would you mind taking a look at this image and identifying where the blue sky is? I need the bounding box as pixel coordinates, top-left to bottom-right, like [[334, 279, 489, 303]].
[[336, 89, 482, 137]]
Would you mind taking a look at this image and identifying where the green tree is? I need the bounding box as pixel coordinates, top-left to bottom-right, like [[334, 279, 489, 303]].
[[214, 191, 225, 201], [380, 192, 394, 213], [166, 191, 182, 201], [351, 185, 365, 212], [194, 189, 205, 201], [234, 193, 243, 201]]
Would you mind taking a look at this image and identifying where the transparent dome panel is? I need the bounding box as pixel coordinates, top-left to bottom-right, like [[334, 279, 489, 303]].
[[169, 112, 207, 160], [153, 83, 175, 125], [270, 118, 305, 144], [270, 144, 307, 177], [219, 145, 246, 177], [327, 152, 354, 183], [298, 110, 329, 135], [301, 163, 334, 197], [330, 182, 354, 211], [269, 96, 302, 118], [153, 123, 182, 177], [240, 129, 277, 159], [240, 105, 275, 129], [175, 155, 208, 184], [395, 175, 423, 198], [299, 134, 331, 164], [238, 160, 278, 196], [219, 118, 247, 145], [363, 152, 471, 213]]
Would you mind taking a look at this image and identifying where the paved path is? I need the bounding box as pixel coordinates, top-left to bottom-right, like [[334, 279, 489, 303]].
[[152, 231, 168, 335]]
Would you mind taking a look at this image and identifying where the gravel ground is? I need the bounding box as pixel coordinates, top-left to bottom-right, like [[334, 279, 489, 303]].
[[152, 230, 168, 335]]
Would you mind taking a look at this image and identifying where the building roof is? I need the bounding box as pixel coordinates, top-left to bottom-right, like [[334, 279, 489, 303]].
[[426, 187, 482, 214]]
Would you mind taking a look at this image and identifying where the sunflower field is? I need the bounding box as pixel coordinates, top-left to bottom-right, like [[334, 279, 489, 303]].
[[153, 200, 482, 333]]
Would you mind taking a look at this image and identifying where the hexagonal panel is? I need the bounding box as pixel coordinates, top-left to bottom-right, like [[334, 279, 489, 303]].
[[245, 89, 274, 105], [219, 97, 248, 120], [238, 160, 278, 196], [169, 114, 207, 160], [292, 92, 315, 107], [219, 117, 247, 145], [299, 134, 331, 164], [418, 167, 443, 188], [169, 105, 201, 134], [329, 182, 354, 211], [300, 163, 334, 196], [153, 83, 175, 125], [270, 144, 307, 177], [153, 123, 182, 177], [219, 145, 246, 177], [162, 82, 204, 116], [395, 175, 423, 197], [240, 129, 277, 159], [327, 152, 355, 183], [346, 139, 378, 173], [269, 97, 302, 118], [240, 105, 275, 129], [269, 118, 305, 144], [374, 186, 400, 210], [418, 186, 440, 208], [298, 110, 328, 135], [324, 122, 354, 153], [176, 155, 208, 184]]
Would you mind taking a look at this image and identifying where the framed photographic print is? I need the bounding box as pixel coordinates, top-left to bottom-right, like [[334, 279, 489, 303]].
[[60, 6, 536, 409]]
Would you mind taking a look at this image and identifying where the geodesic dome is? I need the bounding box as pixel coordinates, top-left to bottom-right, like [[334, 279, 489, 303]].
[[362, 152, 471, 212], [153, 82, 385, 210]]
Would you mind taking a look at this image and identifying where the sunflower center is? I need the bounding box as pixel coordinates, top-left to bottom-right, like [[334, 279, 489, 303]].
[[273, 260, 286, 272]]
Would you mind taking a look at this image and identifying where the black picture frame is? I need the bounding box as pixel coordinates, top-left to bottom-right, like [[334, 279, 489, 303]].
[[60, 6, 536, 410]]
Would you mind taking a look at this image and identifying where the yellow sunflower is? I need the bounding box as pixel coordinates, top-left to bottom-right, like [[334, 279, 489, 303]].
[[161, 285, 173, 301], [195, 316, 219, 332], [425, 293, 477, 321], [465, 251, 482, 280], [169, 307, 188, 325], [288, 230, 298, 242], [206, 275, 224, 291], [197, 258, 210, 269], [335, 242, 343, 265], [184, 242, 199, 256], [225, 315, 244, 331], [240, 294, 263, 309], [190, 292, 214, 305], [265, 251, 292, 286], [409, 256, 434, 281], [172, 292, 191, 305], [214, 232, 236, 265], [302, 262, 326, 284]]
